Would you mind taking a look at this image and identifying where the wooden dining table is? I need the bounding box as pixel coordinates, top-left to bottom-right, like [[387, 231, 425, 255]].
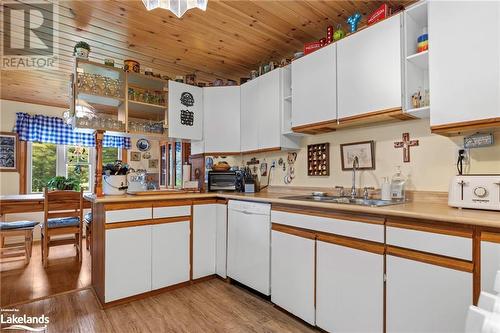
[[0, 194, 92, 216]]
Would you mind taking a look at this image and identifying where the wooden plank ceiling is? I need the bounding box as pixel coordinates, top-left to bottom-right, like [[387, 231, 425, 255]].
[[1, 0, 414, 109]]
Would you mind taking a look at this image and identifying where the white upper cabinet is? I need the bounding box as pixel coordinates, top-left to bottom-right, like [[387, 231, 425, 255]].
[[240, 79, 260, 152], [168, 81, 203, 140], [337, 14, 403, 119], [292, 44, 337, 127], [203, 86, 241, 154], [429, 1, 500, 127], [257, 70, 281, 150]]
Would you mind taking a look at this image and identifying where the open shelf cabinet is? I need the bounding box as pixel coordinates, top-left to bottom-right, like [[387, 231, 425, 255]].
[[404, 1, 430, 118], [71, 59, 169, 137]]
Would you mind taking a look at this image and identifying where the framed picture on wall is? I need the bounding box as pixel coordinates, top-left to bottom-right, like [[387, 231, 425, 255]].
[[131, 151, 141, 161], [340, 140, 375, 170], [0, 132, 19, 172]]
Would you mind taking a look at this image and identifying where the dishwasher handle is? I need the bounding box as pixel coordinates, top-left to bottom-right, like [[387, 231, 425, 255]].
[[229, 207, 270, 216]]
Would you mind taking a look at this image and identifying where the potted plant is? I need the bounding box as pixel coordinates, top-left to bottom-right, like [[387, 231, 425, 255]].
[[46, 176, 81, 191], [74, 41, 91, 59]]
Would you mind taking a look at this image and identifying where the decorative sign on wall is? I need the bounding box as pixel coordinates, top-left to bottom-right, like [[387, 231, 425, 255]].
[[168, 81, 203, 140], [0, 132, 18, 172], [308, 143, 329, 176], [394, 133, 419, 163]]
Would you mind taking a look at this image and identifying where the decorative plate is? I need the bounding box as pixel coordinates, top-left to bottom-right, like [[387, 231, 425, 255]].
[[136, 138, 151, 152]]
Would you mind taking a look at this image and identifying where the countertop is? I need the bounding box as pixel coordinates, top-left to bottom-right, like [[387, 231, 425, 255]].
[[84, 188, 500, 229]]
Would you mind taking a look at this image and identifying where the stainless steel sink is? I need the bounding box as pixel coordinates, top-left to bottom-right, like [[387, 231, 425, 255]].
[[281, 195, 403, 207]]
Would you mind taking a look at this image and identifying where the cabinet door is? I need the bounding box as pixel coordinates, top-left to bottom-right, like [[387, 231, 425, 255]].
[[151, 221, 190, 289], [387, 255, 472, 333], [105, 226, 152, 302], [291, 44, 337, 127], [258, 70, 281, 150], [271, 230, 315, 325], [240, 79, 259, 152], [193, 204, 217, 279], [215, 203, 227, 278], [429, 1, 500, 126], [203, 86, 240, 153], [316, 241, 384, 333], [337, 14, 402, 119], [168, 81, 203, 140], [481, 240, 500, 294]]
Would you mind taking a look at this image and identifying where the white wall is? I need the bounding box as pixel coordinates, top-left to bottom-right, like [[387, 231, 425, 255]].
[[216, 119, 500, 192]]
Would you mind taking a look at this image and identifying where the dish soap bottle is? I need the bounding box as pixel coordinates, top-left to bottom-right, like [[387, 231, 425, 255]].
[[391, 166, 406, 202], [381, 177, 391, 201]]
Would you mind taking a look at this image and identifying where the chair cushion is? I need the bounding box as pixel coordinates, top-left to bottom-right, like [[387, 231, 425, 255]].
[[84, 212, 92, 223], [44, 217, 80, 229], [0, 221, 39, 230]]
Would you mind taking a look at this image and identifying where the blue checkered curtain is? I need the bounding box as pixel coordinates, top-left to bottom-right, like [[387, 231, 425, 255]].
[[14, 112, 131, 149]]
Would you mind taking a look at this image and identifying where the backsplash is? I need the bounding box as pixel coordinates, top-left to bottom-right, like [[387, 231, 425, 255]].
[[213, 119, 500, 192]]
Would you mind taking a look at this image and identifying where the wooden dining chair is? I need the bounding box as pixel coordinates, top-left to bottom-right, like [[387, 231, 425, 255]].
[[41, 188, 84, 267], [0, 220, 39, 264]]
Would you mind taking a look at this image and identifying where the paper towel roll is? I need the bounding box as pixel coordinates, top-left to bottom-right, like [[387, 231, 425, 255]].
[[182, 164, 191, 183]]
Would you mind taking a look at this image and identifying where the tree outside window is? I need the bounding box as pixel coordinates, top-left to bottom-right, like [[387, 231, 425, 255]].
[[31, 142, 57, 192]]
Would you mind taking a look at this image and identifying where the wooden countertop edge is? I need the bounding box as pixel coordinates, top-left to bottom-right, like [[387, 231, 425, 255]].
[[82, 192, 500, 228]]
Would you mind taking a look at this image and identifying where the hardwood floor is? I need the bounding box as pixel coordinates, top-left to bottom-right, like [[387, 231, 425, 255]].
[[0, 239, 91, 306], [3, 279, 317, 332]]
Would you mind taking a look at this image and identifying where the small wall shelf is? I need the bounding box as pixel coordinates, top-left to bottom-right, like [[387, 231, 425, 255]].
[[406, 50, 428, 69]]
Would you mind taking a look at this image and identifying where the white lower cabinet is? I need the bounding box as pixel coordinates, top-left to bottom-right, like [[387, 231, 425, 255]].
[[215, 204, 228, 278], [481, 239, 500, 294], [151, 221, 190, 289], [316, 241, 384, 333], [386, 255, 472, 333], [193, 204, 217, 279], [271, 230, 315, 325], [105, 226, 152, 302]]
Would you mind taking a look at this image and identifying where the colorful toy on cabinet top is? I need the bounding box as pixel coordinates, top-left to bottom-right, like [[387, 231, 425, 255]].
[[347, 12, 362, 33], [333, 25, 345, 41]]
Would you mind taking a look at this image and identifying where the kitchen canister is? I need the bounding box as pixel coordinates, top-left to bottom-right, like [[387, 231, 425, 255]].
[[124, 59, 140, 73], [103, 175, 127, 195]]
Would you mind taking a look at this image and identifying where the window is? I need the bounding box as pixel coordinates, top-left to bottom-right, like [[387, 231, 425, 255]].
[[66, 146, 91, 191], [30, 142, 57, 193]]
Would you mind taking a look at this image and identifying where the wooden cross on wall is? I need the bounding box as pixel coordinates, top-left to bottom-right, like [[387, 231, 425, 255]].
[[394, 132, 419, 163]]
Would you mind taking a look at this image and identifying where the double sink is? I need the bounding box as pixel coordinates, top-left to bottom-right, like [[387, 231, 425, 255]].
[[281, 194, 404, 207]]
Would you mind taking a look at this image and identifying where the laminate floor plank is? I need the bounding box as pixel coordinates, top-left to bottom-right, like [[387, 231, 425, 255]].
[[1, 239, 91, 306], [3, 279, 317, 333]]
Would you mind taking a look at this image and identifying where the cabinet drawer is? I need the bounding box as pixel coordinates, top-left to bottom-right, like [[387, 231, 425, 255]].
[[153, 205, 191, 219], [271, 210, 384, 243], [386, 226, 472, 260], [106, 207, 152, 223]]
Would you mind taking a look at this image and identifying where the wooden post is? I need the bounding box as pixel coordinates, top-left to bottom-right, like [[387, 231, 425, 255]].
[[94, 130, 104, 197], [18, 141, 27, 194]]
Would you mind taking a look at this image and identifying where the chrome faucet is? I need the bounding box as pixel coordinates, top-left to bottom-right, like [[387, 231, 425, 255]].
[[351, 156, 359, 199]]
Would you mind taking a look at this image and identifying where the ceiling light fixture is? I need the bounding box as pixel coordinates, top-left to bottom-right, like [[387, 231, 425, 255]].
[[142, 0, 208, 18]]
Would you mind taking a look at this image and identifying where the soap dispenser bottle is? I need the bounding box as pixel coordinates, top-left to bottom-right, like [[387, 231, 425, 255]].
[[391, 166, 406, 202], [381, 177, 391, 201]]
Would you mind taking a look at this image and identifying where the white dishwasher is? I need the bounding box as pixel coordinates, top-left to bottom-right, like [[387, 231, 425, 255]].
[[227, 200, 271, 296]]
